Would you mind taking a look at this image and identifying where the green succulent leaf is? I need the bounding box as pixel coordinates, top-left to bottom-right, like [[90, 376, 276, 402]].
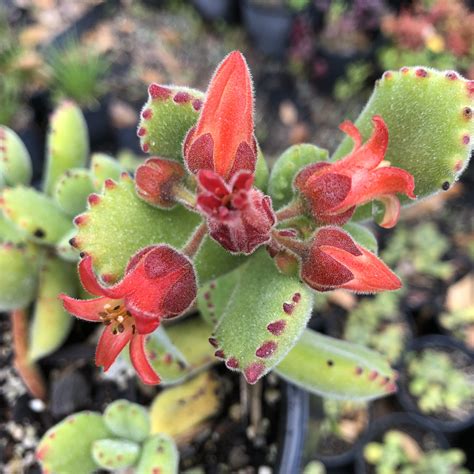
[[0, 211, 27, 244], [103, 399, 150, 443], [139, 85, 204, 161], [333, 68, 474, 199], [92, 439, 140, 470], [90, 153, 124, 190], [28, 255, 77, 362], [268, 144, 329, 209], [56, 228, 80, 262], [136, 434, 179, 474], [0, 242, 39, 311], [276, 329, 398, 401], [0, 126, 32, 186], [145, 317, 216, 385], [43, 101, 89, 195], [254, 147, 269, 192], [74, 175, 243, 283], [36, 411, 110, 474], [54, 168, 95, 216], [2, 186, 72, 245], [204, 250, 313, 384]]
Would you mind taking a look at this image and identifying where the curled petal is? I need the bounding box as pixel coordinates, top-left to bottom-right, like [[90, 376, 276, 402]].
[[78, 256, 109, 296], [96, 325, 133, 371], [377, 194, 401, 229], [130, 334, 160, 385], [339, 120, 362, 151], [59, 294, 117, 322]]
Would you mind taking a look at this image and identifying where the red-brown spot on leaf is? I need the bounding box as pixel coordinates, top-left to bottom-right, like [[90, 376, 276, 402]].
[[244, 362, 265, 384], [149, 84, 171, 100], [283, 302, 294, 314], [256, 340, 278, 358], [226, 357, 239, 369], [267, 320, 286, 336]]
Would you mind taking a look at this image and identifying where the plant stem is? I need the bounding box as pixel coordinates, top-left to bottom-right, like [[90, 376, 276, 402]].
[[10, 309, 47, 401], [271, 229, 307, 257], [174, 184, 197, 208], [276, 198, 305, 222], [183, 221, 208, 258]]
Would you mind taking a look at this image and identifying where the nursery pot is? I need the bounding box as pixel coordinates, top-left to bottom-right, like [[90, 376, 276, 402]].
[[241, 1, 294, 58], [355, 412, 450, 474], [396, 335, 474, 433], [191, 0, 239, 23], [83, 95, 114, 150], [276, 381, 309, 473], [303, 396, 370, 470]]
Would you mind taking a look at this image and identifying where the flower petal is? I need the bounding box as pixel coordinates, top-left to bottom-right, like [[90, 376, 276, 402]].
[[78, 256, 107, 296], [95, 325, 132, 371], [377, 194, 401, 229], [59, 294, 115, 322], [320, 244, 401, 293], [130, 334, 160, 385], [188, 51, 255, 180]]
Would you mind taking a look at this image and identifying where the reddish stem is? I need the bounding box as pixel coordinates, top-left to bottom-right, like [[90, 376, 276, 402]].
[[275, 198, 305, 222], [271, 229, 307, 258], [183, 221, 208, 258], [10, 309, 47, 401]]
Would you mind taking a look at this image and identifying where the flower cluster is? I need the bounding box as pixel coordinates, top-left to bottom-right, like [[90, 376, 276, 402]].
[[61, 51, 417, 384]]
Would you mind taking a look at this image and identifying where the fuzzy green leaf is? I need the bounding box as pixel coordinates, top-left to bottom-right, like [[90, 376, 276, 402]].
[[74, 175, 243, 283], [54, 168, 95, 216], [268, 144, 329, 209], [36, 411, 110, 474], [103, 399, 150, 443], [0, 126, 32, 186], [139, 85, 204, 161], [207, 250, 313, 384], [28, 255, 77, 362], [136, 434, 179, 474], [333, 68, 473, 199], [43, 101, 89, 195], [254, 147, 269, 192], [276, 329, 398, 401], [90, 153, 124, 190], [0, 243, 39, 311], [145, 317, 216, 386], [2, 186, 72, 245], [0, 212, 27, 244], [56, 228, 80, 262], [92, 439, 140, 470]]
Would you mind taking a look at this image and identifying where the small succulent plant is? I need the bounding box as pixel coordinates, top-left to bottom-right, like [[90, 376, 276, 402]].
[[406, 349, 473, 415], [56, 54, 473, 397], [344, 291, 409, 363], [382, 222, 455, 281], [364, 430, 468, 474], [36, 399, 179, 474], [0, 101, 126, 398], [440, 307, 474, 349]]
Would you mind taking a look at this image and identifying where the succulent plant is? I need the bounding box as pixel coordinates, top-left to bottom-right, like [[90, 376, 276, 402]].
[[344, 291, 409, 363], [51, 52, 472, 402], [406, 349, 473, 415], [364, 430, 468, 474], [36, 399, 179, 474], [0, 101, 127, 398]]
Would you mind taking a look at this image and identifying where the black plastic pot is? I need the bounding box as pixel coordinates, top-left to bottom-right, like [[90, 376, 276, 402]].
[[191, 0, 239, 23], [241, 1, 294, 58], [276, 381, 309, 473], [396, 335, 474, 433], [355, 412, 450, 474], [83, 96, 114, 149]]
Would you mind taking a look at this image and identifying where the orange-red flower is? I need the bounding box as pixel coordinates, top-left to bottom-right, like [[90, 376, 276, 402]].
[[300, 227, 401, 293], [294, 116, 416, 228], [60, 245, 197, 384], [197, 169, 275, 254], [183, 51, 257, 181]]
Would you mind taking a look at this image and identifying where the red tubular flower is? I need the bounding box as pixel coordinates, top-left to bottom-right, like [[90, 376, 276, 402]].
[[294, 116, 416, 228], [59, 245, 197, 384], [135, 157, 186, 208], [183, 50, 257, 181], [300, 227, 401, 293], [197, 169, 275, 254]]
